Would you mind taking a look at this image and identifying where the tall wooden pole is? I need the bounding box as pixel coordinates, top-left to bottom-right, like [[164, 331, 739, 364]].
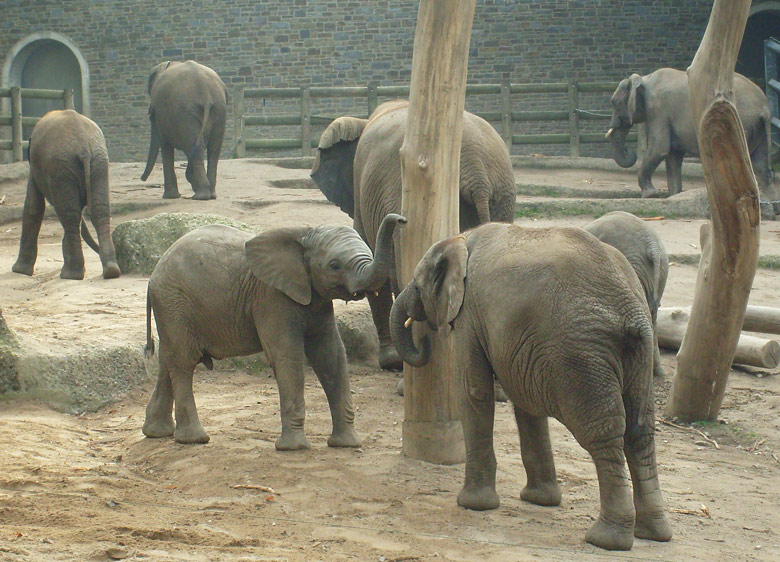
[[399, 0, 475, 464], [665, 0, 760, 422]]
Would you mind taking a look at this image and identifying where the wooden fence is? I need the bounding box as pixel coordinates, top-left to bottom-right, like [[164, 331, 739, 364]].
[[0, 86, 75, 162], [233, 78, 635, 158]]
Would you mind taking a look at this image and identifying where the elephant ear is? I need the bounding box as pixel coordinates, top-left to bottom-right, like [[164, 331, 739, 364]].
[[245, 227, 312, 305], [627, 74, 645, 125], [147, 61, 172, 95], [311, 116, 368, 218], [415, 235, 468, 327]]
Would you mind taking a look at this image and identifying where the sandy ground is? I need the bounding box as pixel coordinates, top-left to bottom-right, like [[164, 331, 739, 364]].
[[0, 158, 779, 561]]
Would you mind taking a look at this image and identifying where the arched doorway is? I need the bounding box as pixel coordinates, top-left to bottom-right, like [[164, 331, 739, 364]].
[[738, 4, 780, 90]]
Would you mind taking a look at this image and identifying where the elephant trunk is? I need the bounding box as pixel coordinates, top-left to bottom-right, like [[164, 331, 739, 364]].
[[390, 285, 431, 368], [609, 120, 637, 169], [351, 213, 407, 292], [140, 113, 160, 181]]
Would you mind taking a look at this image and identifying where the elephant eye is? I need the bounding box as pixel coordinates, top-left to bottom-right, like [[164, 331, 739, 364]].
[[328, 259, 341, 271]]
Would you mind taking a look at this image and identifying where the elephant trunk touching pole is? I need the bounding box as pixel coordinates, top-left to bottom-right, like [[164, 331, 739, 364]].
[[389, 286, 431, 367]]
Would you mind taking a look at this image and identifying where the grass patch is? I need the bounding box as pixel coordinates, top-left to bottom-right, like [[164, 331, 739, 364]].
[[224, 353, 269, 375], [515, 183, 642, 200], [514, 199, 688, 220]]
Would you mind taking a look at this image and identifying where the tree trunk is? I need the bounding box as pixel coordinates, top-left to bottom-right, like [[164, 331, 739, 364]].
[[398, 0, 475, 464], [665, 0, 761, 422]]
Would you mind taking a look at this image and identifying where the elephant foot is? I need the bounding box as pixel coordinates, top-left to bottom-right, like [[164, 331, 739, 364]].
[[102, 262, 121, 279], [173, 422, 210, 444], [520, 481, 562, 506], [634, 510, 672, 542], [653, 364, 666, 378], [327, 426, 361, 448], [162, 190, 181, 199], [209, 191, 217, 200], [11, 261, 34, 276], [275, 430, 311, 451], [640, 187, 661, 199], [457, 484, 500, 511], [142, 417, 175, 438], [396, 378, 405, 396], [585, 516, 635, 551], [191, 191, 212, 201], [494, 382, 509, 403], [379, 346, 403, 371], [60, 266, 85, 280]]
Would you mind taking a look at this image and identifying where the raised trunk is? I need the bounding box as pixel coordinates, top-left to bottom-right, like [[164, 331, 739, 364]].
[[140, 114, 161, 181], [389, 286, 431, 367], [610, 125, 637, 168], [351, 213, 407, 292]]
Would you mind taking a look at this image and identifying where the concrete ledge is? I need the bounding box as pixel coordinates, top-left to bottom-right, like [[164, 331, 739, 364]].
[[511, 154, 704, 178]]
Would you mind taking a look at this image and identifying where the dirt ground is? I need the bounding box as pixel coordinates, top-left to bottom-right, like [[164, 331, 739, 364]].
[[1, 158, 779, 561]]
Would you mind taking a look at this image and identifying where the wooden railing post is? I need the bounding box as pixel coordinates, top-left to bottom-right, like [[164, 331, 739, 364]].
[[10, 86, 23, 162], [568, 80, 580, 157], [234, 89, 245, 158], [300, 86, 311, 157], [63, 88, 75, 110], [367, 83, 378, 117], [500, 73, 512, 151]]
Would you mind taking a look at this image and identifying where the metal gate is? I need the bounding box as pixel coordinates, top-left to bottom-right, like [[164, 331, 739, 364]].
[[765, 37, 780, 152]]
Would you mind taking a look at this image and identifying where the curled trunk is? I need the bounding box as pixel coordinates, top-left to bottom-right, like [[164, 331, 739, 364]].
[[390, 286, 431, 367], [610, 125, 637, 168], [351, 213, 407, 292]]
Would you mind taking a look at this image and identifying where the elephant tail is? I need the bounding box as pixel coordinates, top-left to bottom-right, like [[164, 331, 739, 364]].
[[145, 286, 155, 359], [624, 319, 654, 432], [190, 102, 212, 160], [140, 110, 160, 182], [80, 154, 100, 254]]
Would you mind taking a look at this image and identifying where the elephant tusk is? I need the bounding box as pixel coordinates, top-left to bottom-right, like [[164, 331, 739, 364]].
[[373, 291, 379, 297], [605, 127, 614, 139], [404, 317, 414, 329]]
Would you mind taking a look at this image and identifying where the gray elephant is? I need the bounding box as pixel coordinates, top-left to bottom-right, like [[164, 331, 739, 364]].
[[390, 222, 672, 551], [608, 68, 779, 215], [583, 211, 668, 378], [312, 100, 515, 370], [140, 60, 228, 200], [143, 213, 405, 449], [12, 109, 120, 280]]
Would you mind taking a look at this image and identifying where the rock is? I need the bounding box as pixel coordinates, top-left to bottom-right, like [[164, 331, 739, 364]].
[[112, 212, 253, 275], [0, 308, 21, 395], [333, 301, 379, 366]]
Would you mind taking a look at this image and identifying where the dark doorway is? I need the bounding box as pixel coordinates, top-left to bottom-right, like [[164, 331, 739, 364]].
[[737, 11, 780, 90]]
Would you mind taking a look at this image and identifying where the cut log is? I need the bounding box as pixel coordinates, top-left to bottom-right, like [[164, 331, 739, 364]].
[[659, 305, 780, 336], [657, 307, 780, 369]]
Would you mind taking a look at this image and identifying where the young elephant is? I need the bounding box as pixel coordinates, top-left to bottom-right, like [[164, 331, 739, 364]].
[[583, 211, 669, 377], [143, 214, 405, 449], [12, 109, 120, 280], [391, 223, 672, 551]]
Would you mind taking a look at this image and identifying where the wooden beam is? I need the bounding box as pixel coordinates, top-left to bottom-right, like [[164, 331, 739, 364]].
[[399, 0, 475, 464], [659, 306, 780, 336]]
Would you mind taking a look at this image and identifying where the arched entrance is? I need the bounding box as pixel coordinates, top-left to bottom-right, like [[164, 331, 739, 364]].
[[738, 4, 780, 89]]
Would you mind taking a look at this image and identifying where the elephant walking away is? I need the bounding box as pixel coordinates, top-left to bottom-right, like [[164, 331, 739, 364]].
[[608, 67, 780, 216], [583, 211, 668, 377], [140, 60, 228, 200], [391, 222, 672, 551], [143, 213, 406, 449], [12, 109, 120, 280], [312, 100, 516, 370]]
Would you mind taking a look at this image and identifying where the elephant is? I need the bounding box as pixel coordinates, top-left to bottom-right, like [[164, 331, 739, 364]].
[[390, 222, 672, 551], [140, 60, 228, 200], [583, 211, 668, 378], [12, 109, 120, 280], [142, 213, 406, 449], [608, 67, 780, 216], [312, 100, 515, 370]]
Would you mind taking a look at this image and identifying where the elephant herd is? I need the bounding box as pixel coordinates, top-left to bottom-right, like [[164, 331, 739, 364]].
[[18, 59, 777, 551]]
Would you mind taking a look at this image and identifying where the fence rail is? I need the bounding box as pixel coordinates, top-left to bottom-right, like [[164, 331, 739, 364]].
[[765, 38, 780, 152], [0, 86, 75, 161], [234, 78, 633, 158]]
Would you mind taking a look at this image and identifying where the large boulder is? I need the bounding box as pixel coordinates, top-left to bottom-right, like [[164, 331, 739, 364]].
[[112, 212, 253, 275]]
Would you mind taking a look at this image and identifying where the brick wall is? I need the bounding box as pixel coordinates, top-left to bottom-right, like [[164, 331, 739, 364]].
[[1, 1, 717, 161]]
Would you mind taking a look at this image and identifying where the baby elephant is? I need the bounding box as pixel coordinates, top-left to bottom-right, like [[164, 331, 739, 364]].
[[391, 223, 672, 551], [144, 214, 406, 449], [13, 110, 120, 280], [583, 211, 669, 377]]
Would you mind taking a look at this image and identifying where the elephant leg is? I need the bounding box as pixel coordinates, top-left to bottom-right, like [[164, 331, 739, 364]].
[[514, 408, 561, 506], [86, 173, 121, 279], [665, 150, 684, 196], [751, 144, 780, 217], [637, 152, 666, 199], [12, 176, 45, 276], [161, 142, 180, 199], [304, 317, 360, 448], [368, 281, 402, 371], [457, 345, 500, 511], [142, 350, 175, 438], [58, 206, 86, 280], [185, 157, 211, 200], [206, 121, 225, 200]]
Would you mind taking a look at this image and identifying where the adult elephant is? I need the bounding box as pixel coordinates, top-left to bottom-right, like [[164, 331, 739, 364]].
[[583, 211, 668, 378], [608, 67, 780, 215], [390, 222, 672, 551], [312, 100, 515, 370], [143, 213, 406, 448], [140, 60, 228, 200], [12, 109, 120, 280]]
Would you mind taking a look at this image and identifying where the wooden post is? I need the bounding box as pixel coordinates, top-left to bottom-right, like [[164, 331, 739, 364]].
[[665, 0, 760, 422], [367, 83, 378, 117], [500, 73, 512, 151], [234, 89, 245, 158], [63, 88, 75, 110], [399, 0, 475, 465], [10, 87, 22, 162], [300, 86, 311, 157], [568, 80, 579, 157]]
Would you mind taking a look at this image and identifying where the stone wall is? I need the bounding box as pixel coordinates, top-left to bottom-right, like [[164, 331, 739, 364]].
[[0, 1, 719, 161]]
